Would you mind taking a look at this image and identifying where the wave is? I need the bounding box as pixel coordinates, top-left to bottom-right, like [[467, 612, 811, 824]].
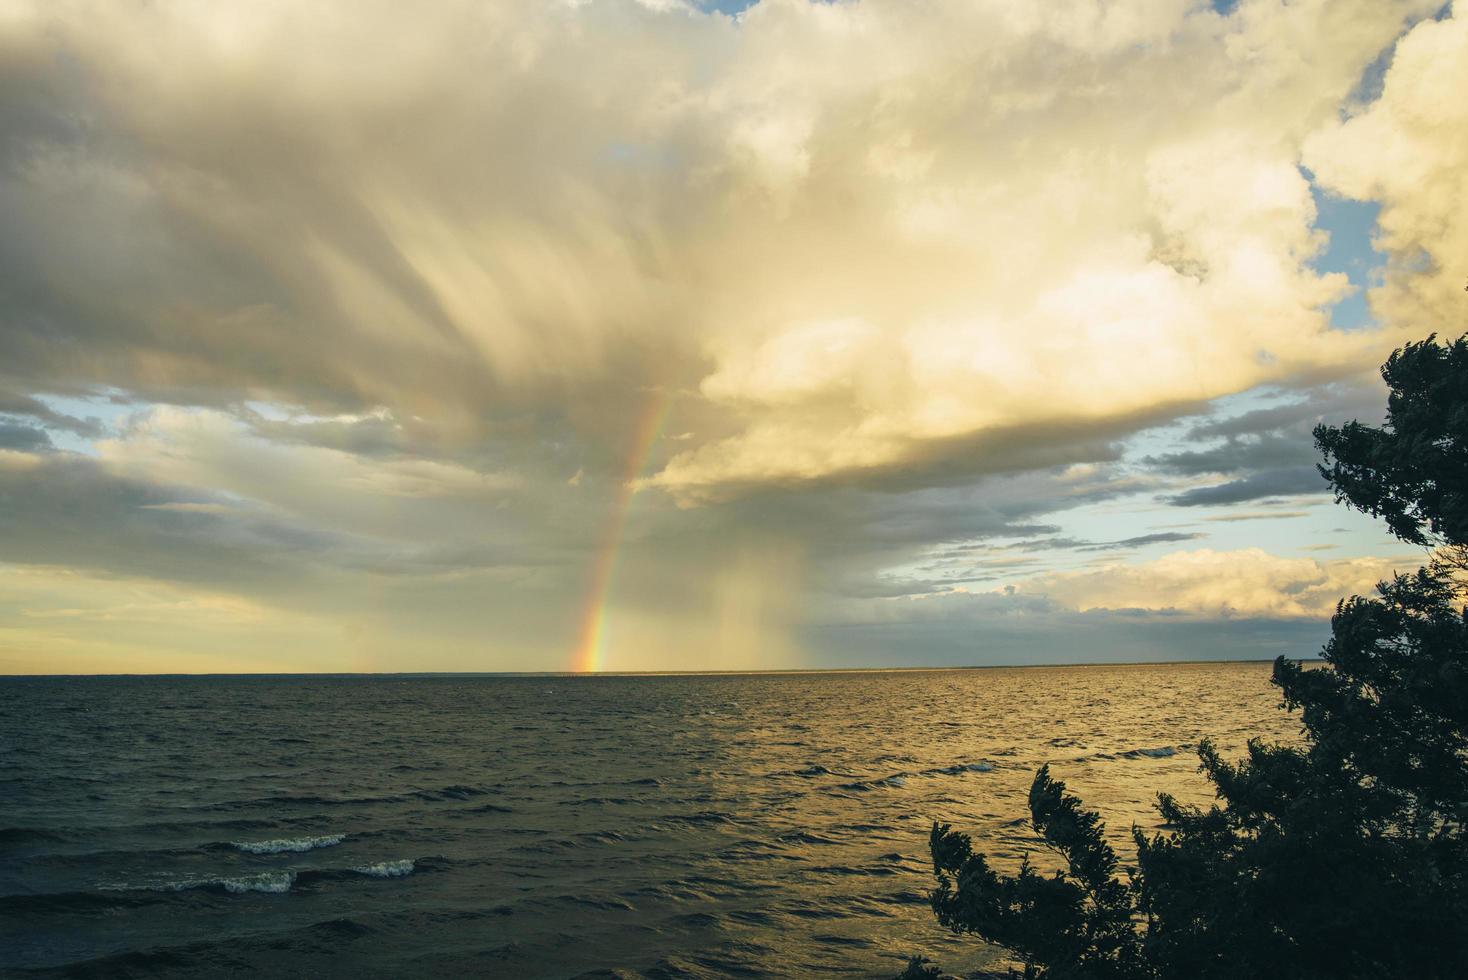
[[349, 859, 414, 878], [218, 871, 296, 894], [190, 782, 503, 811], [19, 859, 429, 909], [923, 761, 995, 775], [231, 833, 345, 854], [458, 801, 514, 814], [777, 831, 842, 846], [411, 784, 489, 801], [87, 870, 299, 896], [839, 772, 909, 791], [515, 830, 629, 854], [139, 870, 298, 895], [1123, 746, 1180, 759], [835, 760, 994, 791], [660, 810, 737, 826]]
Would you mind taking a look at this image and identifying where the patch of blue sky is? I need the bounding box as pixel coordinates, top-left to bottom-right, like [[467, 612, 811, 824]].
[[1347, 39, 1396, 107], [695, 0, 759, 14], [1308, 184, 1384, 331], [28, 391, 132, 456]]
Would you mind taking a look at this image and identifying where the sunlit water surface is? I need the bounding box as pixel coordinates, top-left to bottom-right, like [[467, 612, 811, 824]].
[[1, 664, 1304, 977]]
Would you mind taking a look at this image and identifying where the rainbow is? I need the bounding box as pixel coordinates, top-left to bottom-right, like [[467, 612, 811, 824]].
[[569, 394, 670, 672]]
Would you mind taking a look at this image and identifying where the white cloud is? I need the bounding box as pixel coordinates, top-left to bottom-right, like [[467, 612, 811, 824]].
[[1018, 547, 1418, 619], [97, 407, 516, 540], [0, 0, 1440, 505], [1305, 6, 1468, 335]]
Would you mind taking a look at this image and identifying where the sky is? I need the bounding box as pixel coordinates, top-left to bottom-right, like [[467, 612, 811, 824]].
[[1, 0, 1465, 674]]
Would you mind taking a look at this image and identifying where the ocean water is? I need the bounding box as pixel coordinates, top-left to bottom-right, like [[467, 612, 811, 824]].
[[0, 663, 1303, 978]]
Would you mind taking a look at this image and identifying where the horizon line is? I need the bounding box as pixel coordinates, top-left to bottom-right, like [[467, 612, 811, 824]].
[[0, 656, 1311, 679]]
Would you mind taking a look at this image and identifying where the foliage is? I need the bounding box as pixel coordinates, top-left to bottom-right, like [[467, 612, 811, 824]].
[[905, 334, 1468, 979], [893, 955, 943, 979], [928, 767, 1145, 980], [1314, 333, 1468, 547]]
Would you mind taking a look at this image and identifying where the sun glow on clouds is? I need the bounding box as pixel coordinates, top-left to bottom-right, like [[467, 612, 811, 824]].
[[0, 0, 1462, 671], [1015, 548, 1420, 621]]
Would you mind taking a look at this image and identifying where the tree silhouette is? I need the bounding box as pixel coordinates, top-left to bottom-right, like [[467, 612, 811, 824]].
[[908, 334, 1468, 979]]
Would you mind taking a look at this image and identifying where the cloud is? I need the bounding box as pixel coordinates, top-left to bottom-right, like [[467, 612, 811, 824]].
[[1305, 6, 1468, 337], [1184, 379, 1386, 442], [966, 530, 1205, 553], [0, 0, 1439, 505], [98, 407, 520, 535], [1203, 509, 1311, 523], [0, 1, 1446, 671], [1148, 433, 1317, 477], [0, 387, 105, 437], [1142, 378, 1387, 510], [1019, 547, 1415, 619], [1096, 532, 1205, 550], [1169, 465, 1328, 506], [0, 420, 50, 451]]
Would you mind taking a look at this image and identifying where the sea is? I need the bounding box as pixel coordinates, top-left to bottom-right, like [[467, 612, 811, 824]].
[[0, 662, 1304, 978]]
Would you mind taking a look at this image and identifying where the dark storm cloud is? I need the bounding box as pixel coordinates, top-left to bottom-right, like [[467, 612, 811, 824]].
[[1144, 381, 1384, 510], [1169, 466, 1328, 507], [1088, 531, 1205, 550], [0, 386, 104, 437], [0, 421, 51, 451], [1185, 380, 1386, 442], [1146, 433, 1315, 477]]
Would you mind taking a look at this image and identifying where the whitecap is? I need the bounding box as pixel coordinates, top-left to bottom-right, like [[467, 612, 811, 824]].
[[137, 871, 296, 894], [220, 871, 296, 894], [231, 833, 345, 854], [352, 859, 414, 878]]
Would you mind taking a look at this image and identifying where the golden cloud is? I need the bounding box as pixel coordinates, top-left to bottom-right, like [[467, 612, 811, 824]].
[[1019, 547, 1420, 619]]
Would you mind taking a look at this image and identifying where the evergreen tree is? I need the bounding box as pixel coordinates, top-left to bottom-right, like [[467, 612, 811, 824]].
[[909, 335, 1468, 979]]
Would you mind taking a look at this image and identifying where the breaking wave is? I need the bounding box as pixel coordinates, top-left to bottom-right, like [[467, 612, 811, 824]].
[[231, 834, 346, 854], [350, 859, 415, 878]]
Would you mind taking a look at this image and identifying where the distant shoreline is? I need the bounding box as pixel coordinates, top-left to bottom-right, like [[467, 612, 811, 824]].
[[1, 658, 1313, 679]]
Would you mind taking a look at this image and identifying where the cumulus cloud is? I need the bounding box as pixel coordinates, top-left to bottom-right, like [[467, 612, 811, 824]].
[[1019, 547, 1417, 619], [1305, 6, 1468, 337], [0, 0, 1439, 505]]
